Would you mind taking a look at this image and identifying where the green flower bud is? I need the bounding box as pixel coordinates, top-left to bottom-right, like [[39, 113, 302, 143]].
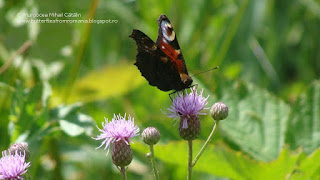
[[210, 102, 229, 121], [9, 142, 30, 161], [142, 127, 160, 145]]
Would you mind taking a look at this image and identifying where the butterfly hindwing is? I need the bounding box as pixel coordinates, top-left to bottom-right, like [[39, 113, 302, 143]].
[[130, 14, 193, 92]]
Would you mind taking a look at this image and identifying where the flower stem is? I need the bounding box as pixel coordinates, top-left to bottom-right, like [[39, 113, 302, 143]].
[[120, 166, 127, 180], [187, 140, 193, 180], [63, 0, 98, 102], [0, 41, 31, 75], [192, 120, 220, 167], [149, 145, 160, 180]]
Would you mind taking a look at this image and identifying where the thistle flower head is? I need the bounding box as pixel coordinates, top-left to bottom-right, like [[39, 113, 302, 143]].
[[167, 88, 209, 129], [92, 114, 140, 155], [0, 150, 31, 180]]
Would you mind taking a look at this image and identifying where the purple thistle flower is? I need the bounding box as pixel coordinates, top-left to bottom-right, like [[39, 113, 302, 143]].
[[0, 150, 31, 180], [92, 114, 140, 155], [167, 88, 209, 129]]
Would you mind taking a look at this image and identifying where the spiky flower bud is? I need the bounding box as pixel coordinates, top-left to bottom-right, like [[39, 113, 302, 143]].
[[8, 142, 30, 161], [179, 115, 201, 140], [112, 140, 133, 167], [142, 127, 160, 145], [210, 102, 229, 121]]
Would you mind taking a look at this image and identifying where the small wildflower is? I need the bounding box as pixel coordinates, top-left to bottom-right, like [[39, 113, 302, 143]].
[[167, 88, 209, 129], [9, 142, 30, 161], [167, 88, 208, 140], [210, 102, 229, 121], [0, 150, 31, 180], [92, 114, 140, 166], [142, 127, 160, 145]]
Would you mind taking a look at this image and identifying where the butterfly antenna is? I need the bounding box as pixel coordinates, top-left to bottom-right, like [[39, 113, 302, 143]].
[[190, 66, 219, 78]]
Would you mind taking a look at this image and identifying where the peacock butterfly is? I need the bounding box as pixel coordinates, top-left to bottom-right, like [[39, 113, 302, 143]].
[[130, 14, 193, 92]]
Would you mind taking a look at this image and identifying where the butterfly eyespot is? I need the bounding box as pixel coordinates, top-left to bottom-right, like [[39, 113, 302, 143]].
[[161, 21, 175, 42]]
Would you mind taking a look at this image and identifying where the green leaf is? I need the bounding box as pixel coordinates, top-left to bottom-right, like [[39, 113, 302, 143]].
[[51, 103, 95, 137], [9, 80, 46, 141], [206, 80, 291, 161], [285, 80, 320, 154], [59, 119, 85, 136], [50, 103, 82, 119], [132, 141, 317, 179], [290, 148, 320, 179], [52, 63, 144, 106], [132, 141, 254, 179], [256, 148, 300, 179]]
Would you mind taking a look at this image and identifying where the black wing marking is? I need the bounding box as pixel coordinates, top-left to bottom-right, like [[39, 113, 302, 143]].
[[130, 29, 182, 91]]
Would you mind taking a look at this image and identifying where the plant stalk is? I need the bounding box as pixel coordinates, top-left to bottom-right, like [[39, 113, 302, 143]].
[[192, 120, 220, 167], [0, 41, 31, 75], [187, 140, 193, 180], [149, 145, 160, 180], [120, 166, 127, 180]]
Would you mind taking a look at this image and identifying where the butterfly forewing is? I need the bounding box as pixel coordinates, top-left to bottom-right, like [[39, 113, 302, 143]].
[[130, 14, 193, 92]]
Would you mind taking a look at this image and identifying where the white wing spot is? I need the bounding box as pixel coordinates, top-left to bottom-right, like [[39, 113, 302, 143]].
[[161, 46, 165, 49], [161, 21, 175, 42]]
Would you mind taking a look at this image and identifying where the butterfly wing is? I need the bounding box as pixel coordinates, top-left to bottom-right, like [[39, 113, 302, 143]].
[[130, 14, 193, 91]]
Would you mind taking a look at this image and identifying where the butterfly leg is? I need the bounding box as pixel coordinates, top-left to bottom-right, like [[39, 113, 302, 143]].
[[189, 83, 198, 91], [169, 91, 177, 101], [168, 83, 198, 101]]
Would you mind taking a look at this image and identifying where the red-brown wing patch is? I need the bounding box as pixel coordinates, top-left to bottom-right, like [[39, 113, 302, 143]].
[[158, 41, 184, 73]]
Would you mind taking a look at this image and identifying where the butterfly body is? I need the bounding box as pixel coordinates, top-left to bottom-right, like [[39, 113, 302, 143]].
[[130, 14, 193, 92]]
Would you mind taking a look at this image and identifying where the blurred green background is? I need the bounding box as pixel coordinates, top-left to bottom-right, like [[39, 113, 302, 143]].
[[1, 0, 320, 179]]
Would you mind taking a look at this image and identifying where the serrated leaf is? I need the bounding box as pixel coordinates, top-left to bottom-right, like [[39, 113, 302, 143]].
[[132, 141, 252, 179], [290, 148, 320, 179], [206, 80, 291, 161], [132, 141, 311, 179], [285, 80, 320, 154], [257, 148, 300, 179]]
